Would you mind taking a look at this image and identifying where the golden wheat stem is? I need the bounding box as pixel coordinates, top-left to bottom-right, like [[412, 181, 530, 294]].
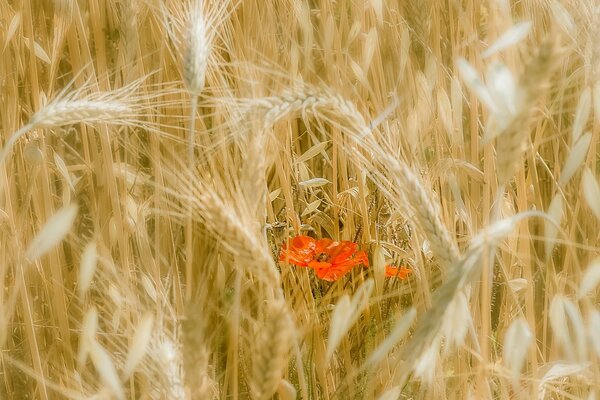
[[251, 300, 294, 400], [188, 95, 198, 165]]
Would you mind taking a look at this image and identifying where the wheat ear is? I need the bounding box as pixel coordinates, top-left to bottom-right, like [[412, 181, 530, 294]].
[[396, 212, 542, 384], [248, 88, 460, 267], [182, 300, 216, 399], [251, 300, 295, 400], [183, 1, 210, 163], [495, 38, 556, 185]]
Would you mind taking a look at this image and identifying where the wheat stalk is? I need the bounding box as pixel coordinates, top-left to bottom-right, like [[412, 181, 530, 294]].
[[4, 1, 600, 398], [0, 76, 149, 167], [495, 37, 557, 185], [250, 300, 294, 400], [155, 160, 281, 285], [181, 299, 217, 399], [183, 1, 210, 98], [250, 88, 460, 267]]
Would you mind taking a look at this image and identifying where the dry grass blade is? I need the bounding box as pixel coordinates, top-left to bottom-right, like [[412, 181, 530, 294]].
[[295, 141, 329, 164], [544, 194, 564, 259], [549, 1, 575, 36], [326, 280, 374, 363], [366, 307, 416, 366], [482, 21, 532, 58], [582, 168, 600, 220], [549, 295, 586, 362], [25, 204, 78, 262], [537, 363, 590, 399], [589, 312, 600, 358], [439, 291, 472, 352], [572, 87, 591, 142], [298, 177, 330, 188], [457, 58, 499, 113], [79, 242, 98, 298], [301, 199, 321, 217], [503, 318, 532, 387], [124, 313, 154, 377], [53, 152, 74, 192], [559, 132, 592, 187], [578, 258, 600, 299], [89, 339, 125, 400], [78, 307, 98, 368]]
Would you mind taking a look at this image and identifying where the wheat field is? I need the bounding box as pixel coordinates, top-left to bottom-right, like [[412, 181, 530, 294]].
[[1, 0, 600, 399]]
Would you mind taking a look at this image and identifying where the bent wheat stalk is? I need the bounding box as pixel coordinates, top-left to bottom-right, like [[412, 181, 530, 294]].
[[244, 88, 460, 267], [0, 77, 149, 167]]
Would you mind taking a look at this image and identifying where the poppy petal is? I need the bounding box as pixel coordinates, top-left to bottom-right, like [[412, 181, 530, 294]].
[[328, 241, 358, 261], [315, 263, 355, 281], [279, 236, 317, 267], [353, 250, 369, 267], [314, 238, 338, 255], [279, 250, 311, 267], [385, 265, 411, 279], [308, 260, 331, 270], [291, 235, 316, 251], [280, 236, 371, 280]]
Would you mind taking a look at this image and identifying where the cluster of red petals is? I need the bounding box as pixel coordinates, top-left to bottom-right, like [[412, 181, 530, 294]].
[[278, 236, 368, 281], [385, 265, 412, 279], [279, 235, 410, 282]]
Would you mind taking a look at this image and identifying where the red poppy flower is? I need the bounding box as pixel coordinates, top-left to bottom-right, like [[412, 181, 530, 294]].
[[279, 235, 316, 267], [308, 240, 369, 281], [279, 236, 369, 281], [385, 265, 411, 279]]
